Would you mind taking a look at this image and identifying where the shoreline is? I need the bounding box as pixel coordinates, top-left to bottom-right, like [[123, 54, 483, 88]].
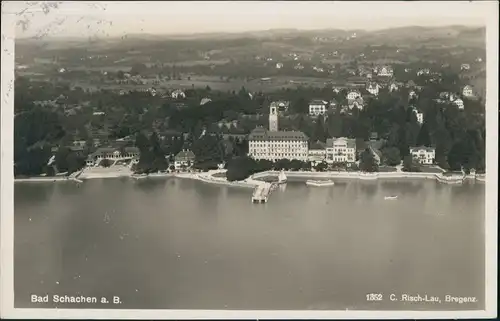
[[251, 170, 483, 185], [14, 167, 485, 186]]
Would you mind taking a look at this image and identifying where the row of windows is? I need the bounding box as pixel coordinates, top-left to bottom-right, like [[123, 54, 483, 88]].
[[250, 146, 307, 149], [95, 153, 138, 159], [253, 153, 307, 157], [250, 142, 307, 145], [251, 150, 307, 154]]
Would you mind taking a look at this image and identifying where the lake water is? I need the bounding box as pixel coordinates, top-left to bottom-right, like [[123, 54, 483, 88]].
[[14, 177, 485, 310]]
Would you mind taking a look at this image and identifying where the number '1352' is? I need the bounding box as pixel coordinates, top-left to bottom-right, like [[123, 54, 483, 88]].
[[366, 293, 383, 301]]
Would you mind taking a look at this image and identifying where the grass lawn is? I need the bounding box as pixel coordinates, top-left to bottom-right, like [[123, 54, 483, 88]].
[[420, 166, 445, 173], [212, 172, 227, 178]]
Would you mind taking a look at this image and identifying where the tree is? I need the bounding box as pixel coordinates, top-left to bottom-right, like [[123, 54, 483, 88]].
[[311, 115, 328, 142], [416, 122, 432, 147], [381, 147, 401, 166], [403, 155, 421, 172], [291, 97, 309, 114], [290, 159, 305, 171], [238, 86, 248, 97], [397, 125, 409, 157], [130, 63, 148, 76], [67, 152, 84, 174], [314, 161, 328, 172], [226, 156, 258, 181], [192, 134, 225, 167], [359, 148, 378, 172], [54, 147, 71, 173], [135, 132, 150, 153], [274, 159, 292, 170], [100, 159, 112, 168]]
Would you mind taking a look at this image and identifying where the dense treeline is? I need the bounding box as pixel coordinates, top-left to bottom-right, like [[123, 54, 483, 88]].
[[14, 66, 486, 177], [225, 156, 312, 181]]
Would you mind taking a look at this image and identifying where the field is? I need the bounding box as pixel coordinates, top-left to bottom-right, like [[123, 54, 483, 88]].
[[70, 75, 342, 93]]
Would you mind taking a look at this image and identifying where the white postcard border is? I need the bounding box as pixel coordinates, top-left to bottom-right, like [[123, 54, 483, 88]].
[[1, 1, 498, 319]]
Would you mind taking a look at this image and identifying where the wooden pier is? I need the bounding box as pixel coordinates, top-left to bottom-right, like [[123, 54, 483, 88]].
[[252, 182, 278, 203]]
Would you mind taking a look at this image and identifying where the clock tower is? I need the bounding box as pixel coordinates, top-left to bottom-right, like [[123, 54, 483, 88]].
[[269, 104, 278, 131]]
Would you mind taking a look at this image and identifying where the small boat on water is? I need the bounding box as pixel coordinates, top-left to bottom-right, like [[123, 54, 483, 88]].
[[306, 179, 335, 187], [384, 196, 398, 200], [277, 170, 287, 184]]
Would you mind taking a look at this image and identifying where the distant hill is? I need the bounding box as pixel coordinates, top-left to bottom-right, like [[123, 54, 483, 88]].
[[15, 25, 485, 59]]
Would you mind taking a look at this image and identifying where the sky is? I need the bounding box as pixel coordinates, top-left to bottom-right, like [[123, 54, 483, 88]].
[[3, 1, 494, 39]]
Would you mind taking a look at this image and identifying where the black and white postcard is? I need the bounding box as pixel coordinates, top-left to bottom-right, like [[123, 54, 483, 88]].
[[1, 1, 498, 319]]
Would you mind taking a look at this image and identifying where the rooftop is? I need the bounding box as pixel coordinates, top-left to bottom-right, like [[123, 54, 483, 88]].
[[410, 146, 435, 152], [93, 146, 140, 156], [175, 150, 196, 160], [249, 128, 308, 142], [310, 140, 326, 150], [309, 99, 327, 105], [326, 137, 356, 149]]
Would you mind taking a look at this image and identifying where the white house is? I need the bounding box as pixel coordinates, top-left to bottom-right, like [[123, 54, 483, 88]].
[[409, 146, 435, 165], [389, 83, 399, 92], [377, 66, 393, 77], [348, 97, 364, 110], [276, 62, 284, 69], [171, 89, 186, 99], [273, 100, 290, 112], [325, 137, 356, 163], [309, 99, 328, 116], [174, 150, 196, 170], [347, 90, 361, 100], [413, 108, 424, 125], [200, 97, 212, 105], [460, 63, 470, 71], [366, 83, 380, 96], [294, 63, 304, 70], [439, 92, 455, 101], [248, 128, 309, 162], [462, 85, 474, 98], [417, 69, 430, 76], [148, 88, 157, 96], [453, 98, 464, 110]]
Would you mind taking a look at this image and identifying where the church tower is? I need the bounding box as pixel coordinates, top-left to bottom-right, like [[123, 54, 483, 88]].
[[269, 103, 278, 131]]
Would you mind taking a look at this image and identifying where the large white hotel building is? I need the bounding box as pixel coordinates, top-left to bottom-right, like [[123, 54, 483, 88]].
[[325, 137, 357, 163], [248, 102, 309, 161]]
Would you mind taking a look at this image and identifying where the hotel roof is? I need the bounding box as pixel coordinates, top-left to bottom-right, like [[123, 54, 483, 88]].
[[249, 128, 308, 142]]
